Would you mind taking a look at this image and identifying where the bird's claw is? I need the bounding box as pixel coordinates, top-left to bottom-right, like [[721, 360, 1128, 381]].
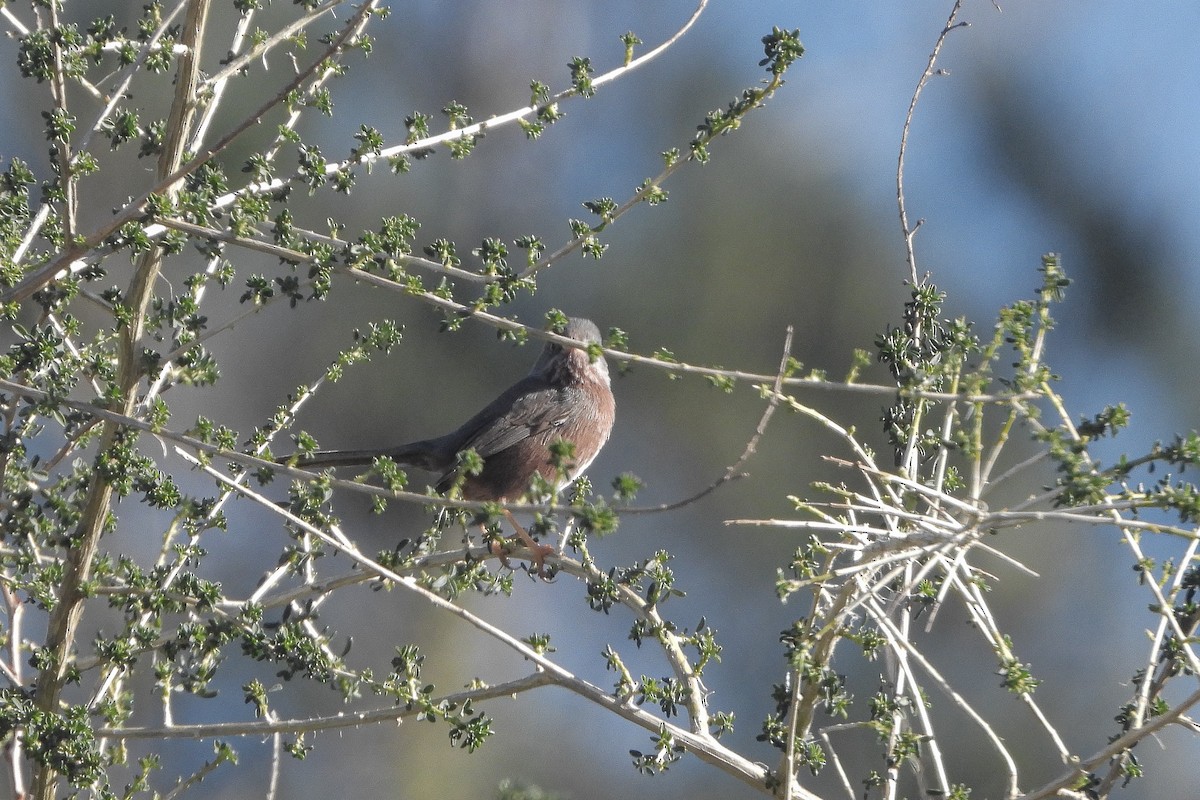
[[489, 537, 555, 578]]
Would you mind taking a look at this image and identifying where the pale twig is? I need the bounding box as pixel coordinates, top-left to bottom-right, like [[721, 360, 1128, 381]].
[[100, 219, 1041, 404], [102, 673, 555, 740], [158, 217, 489, 283], [1131, 537, 1200, 733], [980, 446, 1052, 500], [42, 313, 104, 399], [881, 563, 912, 800], [983, 509, 1199, 539], [141, 270, 314, 409], [0, 1, 379, 306], [866, 591, 951, 796], [784, 662, 801, 800], [865, 595, 1020, 796], [379, 0, 708, 167], [750, 390, 893, 508], [90, 359, 334, 711], [782, 476, 1059, 774], [46, 1, 77, 241], [1019, 687, 1200, 800], [189, 9, 257, 148], [853, 462, 985, 516], [788, 581, 857, 743], [730, 502, 956, 536], [247, 3, 361, 169], [0, 5, 30, 34], [74, 5, 190, 152], [202, 0, 349, 89], [523, 40, 788, 280], [947, 568, 1072, 767], [0, 376, 565, 515], [897, 0, 969, 282], [0, 589, 22, 688], [197, 457, 799, 796], [572, 554, 712, 733], [927, 375, 962, 512], [0, 585, 25, 798], [1104, 532, 1200, 796], [736, 415, 1056, 795], [28, 3, 215, 794], [265, 715, 282, 800], [15, 2, 190, 262], [174, 0, 710, 241], [96, 40, 188, 57], [160, 744, 231, 800], [816, 722, 865, 800], [141, 2, 280, 412], [639, 325, 794, 514], [1015, 386, 1200, 790], [150, 2, 263, 400], [309, 266, 1041, 403]]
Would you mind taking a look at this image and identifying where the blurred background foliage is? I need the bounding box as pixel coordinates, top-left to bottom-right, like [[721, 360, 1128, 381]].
[[4, 1, 1199, 797]]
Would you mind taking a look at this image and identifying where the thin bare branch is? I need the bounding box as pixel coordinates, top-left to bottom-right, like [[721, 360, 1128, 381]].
[[897, 0, 969, 282], [1, 1, 379, 306]]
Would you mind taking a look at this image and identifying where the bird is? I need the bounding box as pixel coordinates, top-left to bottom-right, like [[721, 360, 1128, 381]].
[[283, 317, 616, 572]]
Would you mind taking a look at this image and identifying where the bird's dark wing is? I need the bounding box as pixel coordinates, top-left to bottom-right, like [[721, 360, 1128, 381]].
[[452, 378, 568, 458]]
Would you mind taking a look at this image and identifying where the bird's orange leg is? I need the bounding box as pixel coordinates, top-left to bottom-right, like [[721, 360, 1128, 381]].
[[489, 510, 554, 576]]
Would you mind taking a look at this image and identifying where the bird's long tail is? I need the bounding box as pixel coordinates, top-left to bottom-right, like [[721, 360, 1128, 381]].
[[282, 440, 446, 471]]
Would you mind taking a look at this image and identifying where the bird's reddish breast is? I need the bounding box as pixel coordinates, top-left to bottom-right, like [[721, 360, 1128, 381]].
[[460, 363, 614, 501]]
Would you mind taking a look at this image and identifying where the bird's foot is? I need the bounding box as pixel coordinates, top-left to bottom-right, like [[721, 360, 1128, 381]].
[[492, 511, 556, 577], [489, 537, 555, 577]]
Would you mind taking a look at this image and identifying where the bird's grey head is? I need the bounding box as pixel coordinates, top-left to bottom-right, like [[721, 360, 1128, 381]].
[[530, 317, 609, 382]]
